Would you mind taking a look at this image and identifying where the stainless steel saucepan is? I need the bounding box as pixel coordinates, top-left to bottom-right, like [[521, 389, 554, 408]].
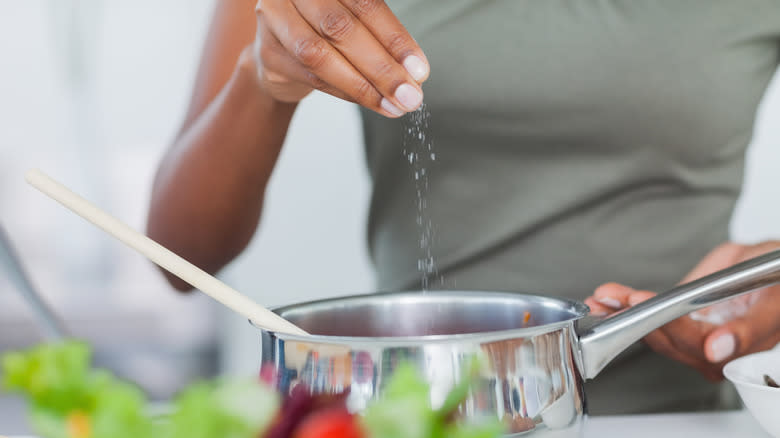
[[257, 250, 780, 437]]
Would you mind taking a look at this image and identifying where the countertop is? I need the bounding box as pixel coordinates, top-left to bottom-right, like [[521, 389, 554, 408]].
[[585, 410, 770, 437], [4, 410, 771, 437]]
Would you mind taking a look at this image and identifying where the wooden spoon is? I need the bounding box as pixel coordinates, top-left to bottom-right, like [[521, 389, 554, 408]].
[[25, 169, 308, 336]]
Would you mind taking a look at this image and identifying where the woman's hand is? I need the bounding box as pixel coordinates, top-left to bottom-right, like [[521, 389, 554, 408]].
[[253, 0, 430, 117], [585, 242, 780, 381]]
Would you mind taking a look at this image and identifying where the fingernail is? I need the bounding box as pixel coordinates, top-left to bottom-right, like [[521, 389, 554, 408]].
[[403, 55, 429, 82], [590, 310, 608, 317], [395, 83, 423, 111], [710, 333, 736, 362], [380, 98, 405, 117], [596, 297, 623, 309]]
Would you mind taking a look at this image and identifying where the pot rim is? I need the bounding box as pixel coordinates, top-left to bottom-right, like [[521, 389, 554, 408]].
[[250, 290, 591, 344]]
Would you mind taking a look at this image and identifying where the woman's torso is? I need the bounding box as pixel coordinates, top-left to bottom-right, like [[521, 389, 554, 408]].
[[362, 0, 780, 295], [358, 0, 780, 414]]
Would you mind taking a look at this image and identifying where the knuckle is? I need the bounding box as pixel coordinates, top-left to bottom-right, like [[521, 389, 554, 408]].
[[385, 32, 413, 56], [320, 10, 354, 43], [372, 62, 404, 91], [349, 0, 381, 19], [293, 37, 329, 70], [373, 61, 395, 80], [353, 80, 376, 102], [304, 71, 327, 90]]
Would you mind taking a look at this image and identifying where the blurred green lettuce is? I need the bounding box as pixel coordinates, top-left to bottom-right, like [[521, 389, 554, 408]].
[[2, 341, 503, 438], [1, 341, 277, 438]]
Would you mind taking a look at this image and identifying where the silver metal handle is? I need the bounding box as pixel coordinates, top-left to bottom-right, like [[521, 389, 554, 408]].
[[578, 249, 780, 379], [0, 224, 68, 341]]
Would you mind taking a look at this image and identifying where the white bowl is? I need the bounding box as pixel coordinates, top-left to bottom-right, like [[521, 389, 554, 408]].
[[724, 349, 780, 438]]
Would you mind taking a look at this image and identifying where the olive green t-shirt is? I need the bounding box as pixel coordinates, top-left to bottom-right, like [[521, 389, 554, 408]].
[[359, 0, 780, 414]]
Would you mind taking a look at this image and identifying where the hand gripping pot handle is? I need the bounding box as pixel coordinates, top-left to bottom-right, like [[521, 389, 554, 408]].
[[578, 249, 780, 379]]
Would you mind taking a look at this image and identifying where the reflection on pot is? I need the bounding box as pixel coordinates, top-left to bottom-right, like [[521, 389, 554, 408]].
[[480, 329, 583, 434], [260, 330, 584, 436]]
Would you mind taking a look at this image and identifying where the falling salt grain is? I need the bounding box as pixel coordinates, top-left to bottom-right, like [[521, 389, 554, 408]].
[[402, 103, 441, 291]]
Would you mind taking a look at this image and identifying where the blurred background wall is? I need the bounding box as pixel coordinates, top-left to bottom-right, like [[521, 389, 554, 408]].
[[0, 4, 219, 431], [0, 3, 373, 430], [0, 0, 778, 433]]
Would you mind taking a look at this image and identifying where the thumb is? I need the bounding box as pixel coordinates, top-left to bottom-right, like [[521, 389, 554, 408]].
[[704, 326, 739, 363], [704, 290, 780, 363], [703, 314, 775, 364]]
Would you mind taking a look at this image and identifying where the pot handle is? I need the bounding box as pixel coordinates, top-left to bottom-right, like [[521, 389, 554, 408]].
[[578, 249, 780, 380]]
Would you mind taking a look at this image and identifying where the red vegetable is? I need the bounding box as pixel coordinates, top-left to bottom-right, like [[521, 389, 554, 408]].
[[262, 385, 351, 438], [291, 406, 364, 438]]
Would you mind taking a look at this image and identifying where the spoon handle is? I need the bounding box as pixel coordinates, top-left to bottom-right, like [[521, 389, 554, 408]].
[[25, 169, 308, 336]]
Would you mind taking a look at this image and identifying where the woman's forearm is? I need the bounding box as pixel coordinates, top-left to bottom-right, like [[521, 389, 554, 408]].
[[147, 54, 297, 290]]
